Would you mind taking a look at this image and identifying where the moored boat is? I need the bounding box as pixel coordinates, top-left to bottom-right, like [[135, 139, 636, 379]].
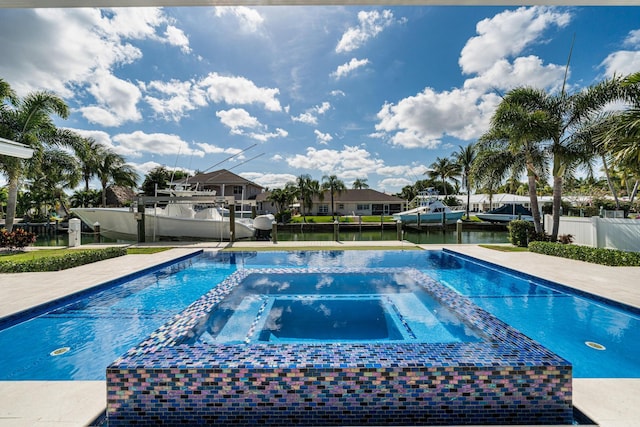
[[476, 203, 534, 223], [392, 190, 465, 224]]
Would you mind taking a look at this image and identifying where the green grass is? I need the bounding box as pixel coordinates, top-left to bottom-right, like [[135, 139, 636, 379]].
[[289, 215, 396, 224], [126, 247, 171, 255], [0, 246, 169, 262], [479, 244, 529, 252]]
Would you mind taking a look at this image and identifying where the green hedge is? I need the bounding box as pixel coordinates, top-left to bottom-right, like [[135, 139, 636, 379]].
[[0, 247, 128, 273], [528, 241, 640, 267]]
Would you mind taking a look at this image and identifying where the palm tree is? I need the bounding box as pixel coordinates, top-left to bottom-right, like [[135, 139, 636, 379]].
[[352, 178, 369, 189], [94, 145, 139, 207], [70, 136, 102, 192], [426, 157, 460, 198], [321, 174, 346, 220], [267, 183, 297, 216], [478, 91, 551, 234], [296, 174, 321, 222], [453, 144, 476, 219], [0, 80, 69, 230]]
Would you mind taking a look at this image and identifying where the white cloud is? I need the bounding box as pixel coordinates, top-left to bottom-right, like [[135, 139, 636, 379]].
[[195, 143, 243, 157], [331, 58, 370, 80], [128, 160, 195, 179], [80, 70, 142, 126], [459, 6, 571, 75], [240, 172, 296, 189], [111, 130, 205, 158], [291, 102, 331, 125], [142, 79, 206, 122], [286, 145, 385, 178], [165, 25, 191, 54], [330, 90, 346, 97], [374, 6, 572, 150], [336, 9, 399, 53], [601, 28, 640, 77], [214, 6, 264, 33], [216, 108, 288, 142], [314, 130, 333, 145], [216, 108, 262, 132], [200, 72, 282, 112]]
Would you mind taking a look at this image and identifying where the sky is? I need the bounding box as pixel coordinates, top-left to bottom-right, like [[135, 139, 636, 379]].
[[1, 5, 640, 194]]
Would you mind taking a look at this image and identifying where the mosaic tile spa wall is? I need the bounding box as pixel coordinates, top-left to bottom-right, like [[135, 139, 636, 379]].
[[107, 267, 573, 426]]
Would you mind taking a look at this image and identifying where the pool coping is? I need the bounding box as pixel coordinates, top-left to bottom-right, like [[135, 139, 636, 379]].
[[0, 242, 638, 426]]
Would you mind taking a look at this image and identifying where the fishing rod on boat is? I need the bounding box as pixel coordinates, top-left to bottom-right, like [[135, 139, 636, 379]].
[[203, 152, 265, 183], [201, 143, 258, 174]]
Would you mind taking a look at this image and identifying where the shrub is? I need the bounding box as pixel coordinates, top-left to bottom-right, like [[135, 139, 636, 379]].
[[0, 228, 37, 251], [558, 234, 574, 244], [0, 247, 127, 273], [529, 241, 640, 267], [507, 220, 535, 247]]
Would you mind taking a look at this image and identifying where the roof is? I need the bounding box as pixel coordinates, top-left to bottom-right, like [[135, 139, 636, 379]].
[[317, 189, 405, 203], [177, 169, 263, 189]]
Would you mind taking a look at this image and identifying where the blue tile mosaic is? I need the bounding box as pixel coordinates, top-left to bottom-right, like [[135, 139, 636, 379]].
[[107, 266, 572, 425]]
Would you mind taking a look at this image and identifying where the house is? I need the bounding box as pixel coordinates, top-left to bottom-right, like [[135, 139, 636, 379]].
[[175, 169, 264, 212], [256, 189, 406, 216]]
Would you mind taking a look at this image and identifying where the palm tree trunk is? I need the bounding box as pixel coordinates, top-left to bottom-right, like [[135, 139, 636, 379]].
[[629, 180, 638, 205], [551, 175, 563, 241], [4, 172, 19, 232], [601, 155, 620, 209], [527, 171, 543, 234]]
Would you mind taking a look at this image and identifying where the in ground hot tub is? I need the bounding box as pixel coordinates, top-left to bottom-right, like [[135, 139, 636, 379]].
[[107, 267, 572, 425]]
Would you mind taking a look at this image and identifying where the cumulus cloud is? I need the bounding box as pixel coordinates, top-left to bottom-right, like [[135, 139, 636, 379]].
[[601, 28, 640, 77], [200, 72, 282, 111], [214, 6, 264, 33], [331, 58, 370, 80], [0, 8, 191, 126], [216, 108, 288, 142], [111, 130, 205, 158], [314, 130, 333, 145], [459, 6, 571, 75], [291, 102, 331, 125], [374, 6, 573, 149], [240, 172, 297, 189], [336, 9, 400, 53]]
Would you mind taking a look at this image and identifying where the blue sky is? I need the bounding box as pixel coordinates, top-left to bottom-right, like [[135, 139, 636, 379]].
[[1, 5, 639, 193]]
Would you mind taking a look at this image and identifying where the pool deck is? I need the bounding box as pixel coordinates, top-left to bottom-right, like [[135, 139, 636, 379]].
[[0, 241, 638, 426]]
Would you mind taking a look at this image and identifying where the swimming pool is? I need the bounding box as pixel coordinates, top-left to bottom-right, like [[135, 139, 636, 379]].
[[0, 250, 637, 381]]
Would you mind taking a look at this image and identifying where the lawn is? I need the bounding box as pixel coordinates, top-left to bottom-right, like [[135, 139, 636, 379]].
[[289, 215, 396, 223]]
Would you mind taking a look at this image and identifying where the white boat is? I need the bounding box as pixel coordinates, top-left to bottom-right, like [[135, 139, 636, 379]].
[[476, 203, 534, 223], [392, 190, 465, 224], [72, 185, 273, 241]]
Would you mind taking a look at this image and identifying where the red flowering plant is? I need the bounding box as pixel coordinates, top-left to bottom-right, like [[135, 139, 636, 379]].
[[0, 228, 38, 251]]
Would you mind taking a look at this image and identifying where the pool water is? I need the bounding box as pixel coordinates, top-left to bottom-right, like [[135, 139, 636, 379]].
[[0, 249, 638, 380], [191, 271, 483, 345]]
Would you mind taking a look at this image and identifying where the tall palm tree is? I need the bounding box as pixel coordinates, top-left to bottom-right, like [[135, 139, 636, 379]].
[[71, 136, 102, 192], [296, 174, 321, 222], [352, 178, 369, 189], [94, 145, 139, 207], [0, 80, 69, 230], [426, 157, 460, 198], [479, 91, 550, 234], [453, 144, 476, 219], [321, 174, 346, 220]]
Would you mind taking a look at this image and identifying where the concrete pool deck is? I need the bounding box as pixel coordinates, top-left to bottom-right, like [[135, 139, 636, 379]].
[[0, 241, 638, 426]]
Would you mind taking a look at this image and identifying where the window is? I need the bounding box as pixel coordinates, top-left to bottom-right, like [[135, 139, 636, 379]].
[[338, 204, 344, 209], [372, 204, 384, 215], [233, 186, 243, 195], [318, 204, 329, 215], [356, 204, 370, 211]]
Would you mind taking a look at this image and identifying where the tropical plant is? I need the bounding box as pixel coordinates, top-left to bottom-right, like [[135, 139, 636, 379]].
[[141, 166, 189, 196], [477, 91, 550, 233], [426, 157, 460, 198], [453, 143, 476, 219], [70, 136, 101, 192], [70, 189, 102, 208], [267, 183, 297, 219], [0, 79, 69, 230], [295, 174, 321, 222], [321, 174, 346, 219], [352, 178, 369, 189], [94, 145, 139, 207]]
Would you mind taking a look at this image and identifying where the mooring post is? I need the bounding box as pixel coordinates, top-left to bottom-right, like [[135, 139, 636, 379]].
[[456, 219, 462, 244], [396, 220, 402, 241], [93, 222, 101, 244], [136, 201, 145, 243], [334, 220, 339, 241], [271, 221, 278, 244], [229, 205, 236, 243]]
